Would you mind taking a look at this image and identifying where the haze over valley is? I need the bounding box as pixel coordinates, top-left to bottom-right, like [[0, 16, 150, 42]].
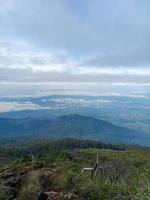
[[0, 83, 150, 138]]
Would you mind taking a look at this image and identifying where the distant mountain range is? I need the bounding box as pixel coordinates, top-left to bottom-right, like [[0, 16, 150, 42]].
[[0, 114, 149, 146]]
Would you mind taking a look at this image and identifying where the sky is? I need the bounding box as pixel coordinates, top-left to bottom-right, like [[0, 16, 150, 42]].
[[0, 0, 150, 84]]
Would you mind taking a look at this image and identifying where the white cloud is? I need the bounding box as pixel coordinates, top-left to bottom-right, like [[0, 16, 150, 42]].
[[0, 101, 42, 112], [0, 40, 150, 83], [0, 0, 150, 84], [0, 97, 111, 112]]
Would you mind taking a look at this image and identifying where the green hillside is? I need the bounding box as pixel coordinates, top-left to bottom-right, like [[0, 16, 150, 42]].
[[0, 139, 150, 200], [0, 114, 148, 146]]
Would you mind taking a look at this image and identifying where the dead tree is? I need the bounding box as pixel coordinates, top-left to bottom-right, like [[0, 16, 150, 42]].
[[71, 153, 99, 185], [70, 153, 129, 186], [31, 153, 36, 171]]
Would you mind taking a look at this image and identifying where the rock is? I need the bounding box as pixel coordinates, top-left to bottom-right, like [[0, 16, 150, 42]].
[[39, 170, 56, 191], [0, 168, 29, 200], [0, 167, 88, 200], [33, 161, 44, 170], [38, 193, 48, 200], [44, 191, 83, 200]]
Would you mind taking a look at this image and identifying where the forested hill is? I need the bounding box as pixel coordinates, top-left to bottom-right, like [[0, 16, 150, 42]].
[[0, 114, 148, 146]]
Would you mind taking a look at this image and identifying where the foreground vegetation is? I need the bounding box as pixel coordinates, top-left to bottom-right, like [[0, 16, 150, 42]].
[[0, 138, 150, 200]]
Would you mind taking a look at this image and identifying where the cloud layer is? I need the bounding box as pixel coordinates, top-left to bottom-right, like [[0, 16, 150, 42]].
[[0, 0, 150, 83]]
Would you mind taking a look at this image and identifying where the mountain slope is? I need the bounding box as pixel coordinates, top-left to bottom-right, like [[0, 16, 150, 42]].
[[0, 114, 148, 145], [47, 114, 137, 144]]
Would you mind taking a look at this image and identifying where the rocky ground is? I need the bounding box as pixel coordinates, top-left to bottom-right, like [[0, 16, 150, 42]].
[[0, 166, 30, 200], [0, 163, 87, 200]]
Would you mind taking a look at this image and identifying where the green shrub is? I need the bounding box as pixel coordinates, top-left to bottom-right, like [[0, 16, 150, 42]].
[[21, 154, 32, 163], [0, 185, 5, 200], [132, 177, 150, 200], [19, 170, 40, 200], [0, 193, 5, 200]]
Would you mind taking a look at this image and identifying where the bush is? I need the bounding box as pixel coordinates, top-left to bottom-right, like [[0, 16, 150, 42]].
[[74, 180, 122, 200], [0, 185, 5, 200], [19, 170, 40, 200], [132, 177, 150, 200]]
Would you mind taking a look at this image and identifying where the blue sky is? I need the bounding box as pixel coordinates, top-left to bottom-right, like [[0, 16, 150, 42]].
[[0, 0, 150, 83]]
